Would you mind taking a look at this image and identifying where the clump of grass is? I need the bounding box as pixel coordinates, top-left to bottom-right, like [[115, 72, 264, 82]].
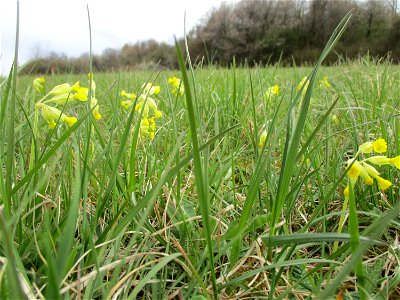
[[1, 8, 400, 300]]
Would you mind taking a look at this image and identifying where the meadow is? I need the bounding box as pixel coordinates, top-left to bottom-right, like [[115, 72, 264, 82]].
[[1, 14, 400, 299]]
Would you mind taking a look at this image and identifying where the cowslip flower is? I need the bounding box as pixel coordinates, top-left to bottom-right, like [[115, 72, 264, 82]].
[[44, 82, 86, 105], [264, 85, 279, 100], [142, 82, 160, 97], [344, 138, 398, 193], [33, 77, 45, 92], [297, 76, 310, 95], [87, 74, 101, 120], [345, 159, 392, 191], [359, 138, 387, 154], [120, 82, 163, 139], [88, 73, 96, 91], [140, 117, 156, 139], [120, 90, 137, 110], [90, 98, 102, 120], [135, 97, 162, 119], [48, 82, 80, 95], [168, 76, 184, 96], [318, 76, 331, 89], [258, 129, 267, 148], [331, 114, 340, 125], [36, 102, 77, 129], [135, 82, 162, 119]]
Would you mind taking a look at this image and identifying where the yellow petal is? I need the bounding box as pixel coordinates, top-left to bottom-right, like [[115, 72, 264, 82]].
[[390, 155, 400, 169], [377, 177, 392, 190], [343, 186, 349, 196], [372, 138, 387, 153], [347, 160, 361, 178], [64, 116, 77, 127], [364, 176, 374, 185], [155, 110, 162, 118], [258, 130, 267, 148]]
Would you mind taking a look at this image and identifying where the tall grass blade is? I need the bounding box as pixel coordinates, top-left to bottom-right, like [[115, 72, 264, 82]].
[[4, 0, 20, 218], [175, 38, 218, 297], [270, 12, 352, 235]]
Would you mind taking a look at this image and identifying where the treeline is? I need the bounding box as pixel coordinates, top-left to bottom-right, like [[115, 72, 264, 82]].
[[22, 0, 400, 74]]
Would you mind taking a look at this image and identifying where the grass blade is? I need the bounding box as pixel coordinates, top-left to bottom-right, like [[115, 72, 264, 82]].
[[175, 38, 218, 297]]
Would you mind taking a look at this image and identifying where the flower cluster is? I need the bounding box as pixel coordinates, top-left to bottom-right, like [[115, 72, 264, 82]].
[[296, 76, 331, 96], [35, 102, 77, 129], [120, 90, 137, 110], [264, 84, 279, 101], [168, 76, 184, 96], [345, 138, 400, 194], [318, 76, 331, 89], [34, 74, 101, 129], [120, 82, 163, 139], [33, 77, 45, 92]]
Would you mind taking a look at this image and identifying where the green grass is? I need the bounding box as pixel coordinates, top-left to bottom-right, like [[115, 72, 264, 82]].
[[1, 15, 400, 300]]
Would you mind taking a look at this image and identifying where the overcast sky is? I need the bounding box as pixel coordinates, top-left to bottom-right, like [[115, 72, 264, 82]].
[[1, 0, 238, 75]]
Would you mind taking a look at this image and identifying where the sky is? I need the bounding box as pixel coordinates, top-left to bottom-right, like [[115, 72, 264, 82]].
[[0, 0, 238, 75]]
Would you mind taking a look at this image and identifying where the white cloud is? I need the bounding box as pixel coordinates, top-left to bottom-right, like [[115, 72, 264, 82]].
[[1, 0, 238, 75]]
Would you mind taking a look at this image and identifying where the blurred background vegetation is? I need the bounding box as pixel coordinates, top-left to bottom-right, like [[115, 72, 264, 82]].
[[21, 0, 400, 74]]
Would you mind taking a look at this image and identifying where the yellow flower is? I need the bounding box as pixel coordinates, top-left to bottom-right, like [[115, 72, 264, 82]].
[[142, 82, 160, 96], [264, 85, 279, 100], [33, 77, 45, 92], [133, 83, 163, 119], [258, 130, 267, 148], [73, 87, 89, 101], [347, 160, 361, 178], [344, 186, 349, 196], [44, 84, 88, 105], [121, 100, 133, 110], [135, 101, 149, 118], [364, 176, 374, 185], [364, 155, 392, 166], [154, 110, 162, 118], [120, 90, 137, 110], [343, 136, 398, 217], [49, 82, 80, 95], [318, 76, 331, 89], [168, 77, 184, 96], [390, 155, 400, 169], [372, 138, 387, 153], [359, 138, 387, 154], [146, 97, 162, 118], [90, 98, 101, 120], [121, 90, 137, 100], [359, 141, 373, 154], [358, 162, 373, 184], [377, 177, 392, 190], [331, 114, 340, 125], [64, 116, 78, 127], [168, 77, 180, 88], [297, 76, 309, 95], [140, 117, 156, 139], [36, 103, 77, 129], [88, 73, 96, 91]]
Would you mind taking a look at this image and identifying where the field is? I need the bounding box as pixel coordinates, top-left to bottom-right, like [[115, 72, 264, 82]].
[[1, 18, 400, 300]]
